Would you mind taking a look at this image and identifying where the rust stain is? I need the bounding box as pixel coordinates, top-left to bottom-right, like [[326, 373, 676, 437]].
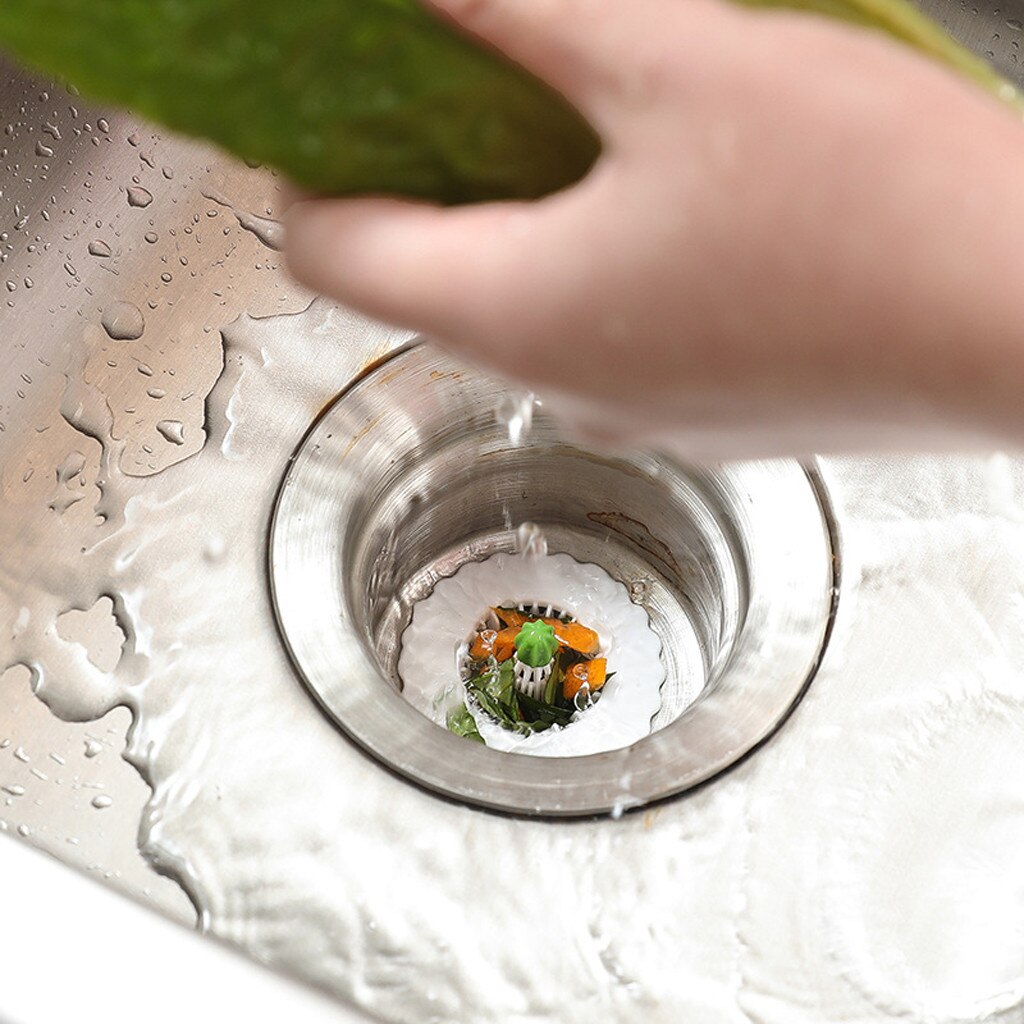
[[313, 349, 401, 421], [339, 414, 382, 461], [586, 510, 682, 579], [359, 346, 400, 377]]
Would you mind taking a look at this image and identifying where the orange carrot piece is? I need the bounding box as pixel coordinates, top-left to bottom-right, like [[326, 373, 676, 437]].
[[493, 626, 519, 662], [469, 629, 498, 661], [491, 607, 528, 629], [563, 663, 590, 701], [551, 621, 600, 657], [486, 612, 600, 660], [586, 658, 608, 691], [563, 658, 608, 701]]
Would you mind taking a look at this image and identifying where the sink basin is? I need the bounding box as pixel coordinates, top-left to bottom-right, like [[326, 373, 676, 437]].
[[5, 3, 1024, 1022]]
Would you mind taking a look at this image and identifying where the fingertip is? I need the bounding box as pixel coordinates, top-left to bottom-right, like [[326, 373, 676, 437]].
[[283, 198, 344, 299], [285, 196, 510, 336], [284, 197, 416, 312], [278, 180, 313, 212], [284, 192, 577, 349]]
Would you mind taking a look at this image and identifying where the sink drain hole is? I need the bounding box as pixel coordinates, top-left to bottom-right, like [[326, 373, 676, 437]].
[[269, 344, 838, 815], [398, 549, 680, 757]]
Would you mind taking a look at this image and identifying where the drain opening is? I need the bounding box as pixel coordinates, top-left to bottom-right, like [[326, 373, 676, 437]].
[[269, 344, 838, 816], [398, 547, 675, 757]]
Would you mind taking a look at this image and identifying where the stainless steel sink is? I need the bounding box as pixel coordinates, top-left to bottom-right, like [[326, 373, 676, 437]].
[[4, 3, 1024, 1022]]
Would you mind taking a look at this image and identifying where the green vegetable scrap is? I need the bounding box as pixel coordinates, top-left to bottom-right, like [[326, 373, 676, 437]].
[[446, 703, 484, 744], [464, 663, 576, 735], [0, 0, 1017, 207], [0, 0, 600, 204]]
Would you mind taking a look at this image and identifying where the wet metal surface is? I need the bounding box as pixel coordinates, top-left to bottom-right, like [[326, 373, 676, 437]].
[[271, 345, 837, 814], [3, 1, 1024, 1019], [0, 59, 313, 925]]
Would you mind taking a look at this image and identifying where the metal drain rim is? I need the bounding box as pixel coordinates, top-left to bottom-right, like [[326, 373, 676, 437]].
[[268, 344, 840, 818]]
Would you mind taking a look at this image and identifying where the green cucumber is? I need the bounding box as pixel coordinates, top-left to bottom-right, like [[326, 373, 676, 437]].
[[0, 0, 1015, 206], [0, 0, 600, 204]]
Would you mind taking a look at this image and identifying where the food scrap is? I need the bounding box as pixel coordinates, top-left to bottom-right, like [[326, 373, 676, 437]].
[[446, 607, 613, 745]]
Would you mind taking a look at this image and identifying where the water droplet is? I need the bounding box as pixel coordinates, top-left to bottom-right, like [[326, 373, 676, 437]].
[[497, 391, 535, 447], [83, 739, 103, 759], [146, 387, 167, 400], [91, 794, 112, 809], [126, 186, 153, 209], [16, 824, 30, 837], [200, 189, 283, 250], [87, 239, 112, 258], [515, 522, 548, 560], [234, 210, 284, 251], [203, 535, 228, 564], [97, 117, 110, 133], [34, 141, 53, 159], [101, 301, 145, 341], [2, 784, 25, 797], [160, 272, 172, 284], [55, 451, 86, 485], [144, 231, 158, 244], [156, 420, 185, 446], [13, 747, 29, 763]]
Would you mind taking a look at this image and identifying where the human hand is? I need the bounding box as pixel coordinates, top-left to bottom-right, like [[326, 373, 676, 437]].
[[286, 0, 1024, 460]]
